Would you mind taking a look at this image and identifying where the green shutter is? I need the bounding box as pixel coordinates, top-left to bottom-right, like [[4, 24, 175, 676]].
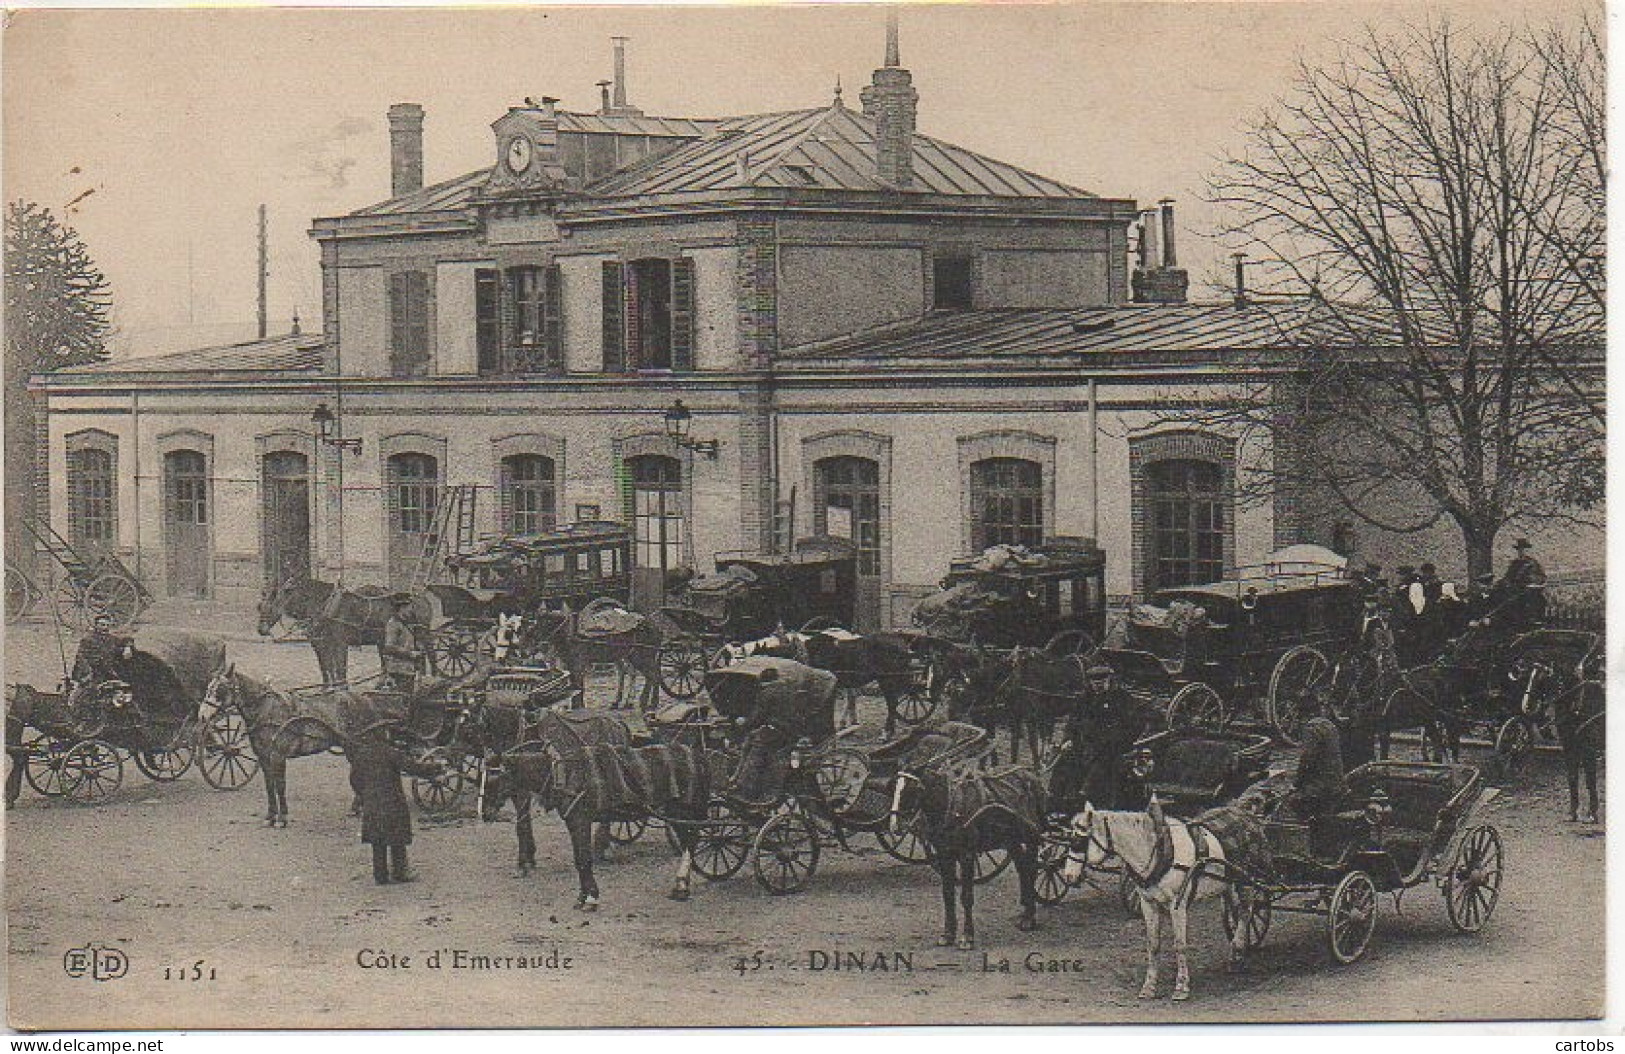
[[670, 257, 695, 371], [614, 454, 633, 523], [544, 263, 564, 371], [601, 262, 625, 373]]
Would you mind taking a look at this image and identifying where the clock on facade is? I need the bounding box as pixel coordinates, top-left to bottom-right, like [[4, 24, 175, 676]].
[[505, 136, 533, 174]]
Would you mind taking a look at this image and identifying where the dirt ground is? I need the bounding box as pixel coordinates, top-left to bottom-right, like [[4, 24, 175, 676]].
[[3, 610, 1606, 1029]]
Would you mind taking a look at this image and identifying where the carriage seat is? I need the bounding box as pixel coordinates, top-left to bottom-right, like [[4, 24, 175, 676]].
[[1147, 737, 1240, 808]]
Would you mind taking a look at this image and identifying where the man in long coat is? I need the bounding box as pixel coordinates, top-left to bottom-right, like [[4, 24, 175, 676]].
[[347, 720, 443, 884], [1294, 689, 1349, 859]]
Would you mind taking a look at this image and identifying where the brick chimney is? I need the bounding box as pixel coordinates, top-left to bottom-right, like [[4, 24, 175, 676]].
[[1132, 198, 1189, 304], [602, 37, 645, 118], [388, 103, 425, 198], [859, 12, 917, 189]]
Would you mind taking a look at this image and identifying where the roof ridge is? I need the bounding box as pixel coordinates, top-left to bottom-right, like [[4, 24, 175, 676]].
[[908, 126, 1095, 198], [743, 107, 847, 184]]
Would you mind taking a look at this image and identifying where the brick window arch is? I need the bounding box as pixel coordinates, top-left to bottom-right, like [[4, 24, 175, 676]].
[[1130, 430, 1237, 594], [65, 430, 118, 555], [957, 430, 1057, 554]]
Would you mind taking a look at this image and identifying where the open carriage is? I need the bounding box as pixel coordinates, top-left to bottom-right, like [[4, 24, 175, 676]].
[[1097, 561, 1365, 742], [1218, 761, 1503, 965], [18, 631, 257, 804]]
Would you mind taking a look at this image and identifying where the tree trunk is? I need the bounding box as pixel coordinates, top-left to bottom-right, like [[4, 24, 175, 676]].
[[1457, 521, 1498, 584]]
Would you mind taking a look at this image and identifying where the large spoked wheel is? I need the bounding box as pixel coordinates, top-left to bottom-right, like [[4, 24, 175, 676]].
[[752, 809, 822, 895], [197, 707, 260, 790], [876, 816, 933, 864], [895, 669, 938, 725], [83, 573, 141, 631], [427, 622, 482, 677], [1444, 825, 1503, 933], [410, 747, 468, 814], [657, 638, 710, 700], [133, 736, 194, 782], [22, 729, 74, 797], [1222, 886, 1273, 950], [62, 739, 123, 805], [799, 617, 846, 634], [5, 566, 34, 624], [1326, 869, 1378, 964], [1034, 839, 1073, 905], [1493, 716, 1534, 778], [690, 800, 751, 880], [1167, 682, 1227, 731], [1044, 629, 1095, 658], [973, 847, 1011, 885], [605, 818, 648, 845], [1268, 645, 1331, 746], [54, 578, 88, 631]]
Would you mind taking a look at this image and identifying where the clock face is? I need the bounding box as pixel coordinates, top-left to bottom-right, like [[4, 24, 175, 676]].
[[505, 136, 533, 174]]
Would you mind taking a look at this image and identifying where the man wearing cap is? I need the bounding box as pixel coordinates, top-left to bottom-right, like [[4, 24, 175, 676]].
[[1063, 665, 1149, 810], [377, 595, 424, 693], [71, 612, 133, 688], [347, 720, 444, 884]]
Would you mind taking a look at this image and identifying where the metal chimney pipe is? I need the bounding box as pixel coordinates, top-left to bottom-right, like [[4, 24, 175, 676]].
[[1232, 252, 1248, 307], [597, 80, 612, 113], [1159, 199, 1178, 269], [1141, 210, 1161, 271], [612, 37, 629, 109]]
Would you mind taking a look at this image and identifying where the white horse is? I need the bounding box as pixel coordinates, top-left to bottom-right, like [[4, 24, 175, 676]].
[[1062, 799, 1248, 1001]]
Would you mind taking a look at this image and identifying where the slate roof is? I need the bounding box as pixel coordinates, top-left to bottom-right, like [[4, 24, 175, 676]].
[[54, 333, 325, 376], [777, 300, 1401, 366], [348, 168, 492, 217], [588, 103, 1094, 199]]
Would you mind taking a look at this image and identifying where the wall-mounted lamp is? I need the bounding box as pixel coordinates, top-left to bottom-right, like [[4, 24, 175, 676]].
[[663, 398, 718, 460], [312, 402, 363, 455]]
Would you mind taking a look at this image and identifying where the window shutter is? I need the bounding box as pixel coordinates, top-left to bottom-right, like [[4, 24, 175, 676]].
[[475, 269, 500, 374], [498, 459, 514, 534], [543, 263, 564, 371], [623, 265, 642, 371], [670, 257, 696, 371], [409, 272, 430, 374], [389, 272, 409, 376], [602, 262, 625, 373]]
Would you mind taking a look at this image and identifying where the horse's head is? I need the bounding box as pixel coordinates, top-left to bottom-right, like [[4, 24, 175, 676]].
[[258, 577, 299, 636], [479, 742, 558, 822], [491, 613, 526, 663], [1061, 801, 1111, 883], [203, 664, 238, 712]]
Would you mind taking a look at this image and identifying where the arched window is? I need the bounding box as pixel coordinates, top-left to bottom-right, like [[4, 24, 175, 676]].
[[500, 454, 556, 535], [970, 457, 1042, 551], [67, 448, 115, 551], [1147, 459, 1224, 588], [628, 454, 683, 576], [814, 456, 881, 577], [387, 453, 439, 536]]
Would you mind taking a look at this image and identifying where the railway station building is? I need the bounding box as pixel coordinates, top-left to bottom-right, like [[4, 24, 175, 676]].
[[30, 29, 1598, 629]]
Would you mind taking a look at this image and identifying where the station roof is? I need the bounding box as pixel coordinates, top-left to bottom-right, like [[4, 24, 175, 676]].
[[52, 333, 324, 377]]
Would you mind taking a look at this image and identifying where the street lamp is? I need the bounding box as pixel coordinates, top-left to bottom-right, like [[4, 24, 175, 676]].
[[311, 402, 363, 455], [663, 398, 718, 459]]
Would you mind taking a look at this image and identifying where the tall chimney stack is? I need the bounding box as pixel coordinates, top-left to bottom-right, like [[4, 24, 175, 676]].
[[612, 37, 629, 109], [1131, 197, 1189, 304], [1159, 198, 1179, 268], [388, 103, 425, 198], [859, 11, 918, 189]]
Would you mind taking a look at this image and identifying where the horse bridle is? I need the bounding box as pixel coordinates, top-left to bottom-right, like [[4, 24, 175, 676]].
[[1066, 810, 1117, 872]]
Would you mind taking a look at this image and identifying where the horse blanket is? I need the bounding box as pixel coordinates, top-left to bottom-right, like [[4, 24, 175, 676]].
[[562, 743, 709, 817], [941, 766, 1046, 837], [1192, 803, 1273, 881]]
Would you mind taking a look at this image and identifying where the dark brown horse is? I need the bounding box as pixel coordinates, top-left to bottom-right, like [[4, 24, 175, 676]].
[[731, 630, 922, 737], [1554, 680, 1603, 823], [524, 607, 668, 711], [890, 762, 1043, 949], [257, 576, 433, 686]]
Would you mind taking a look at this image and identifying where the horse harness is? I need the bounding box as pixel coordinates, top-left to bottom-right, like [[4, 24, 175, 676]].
[[1085, 811, 1216, 900]]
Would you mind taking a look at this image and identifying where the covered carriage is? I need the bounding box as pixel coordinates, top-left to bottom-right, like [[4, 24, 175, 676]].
[[913, 537, 1108, 653], [20, 630, 256, 803]]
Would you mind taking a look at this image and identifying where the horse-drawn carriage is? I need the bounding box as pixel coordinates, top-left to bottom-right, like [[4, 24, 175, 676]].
[[1220, 760, 1503, 965], [1097, 564, 1365, 741], [912, 537, 1108, 653], [16, 631, 257, 804]]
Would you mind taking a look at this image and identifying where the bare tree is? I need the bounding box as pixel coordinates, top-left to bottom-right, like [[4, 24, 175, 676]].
[[1198, 17, 1603, 580]]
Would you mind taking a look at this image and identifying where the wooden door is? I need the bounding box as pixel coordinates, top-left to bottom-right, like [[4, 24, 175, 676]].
[[386, 453, 439, 589], [164, 449, 211, 598], [263, 451, 311, 585], [815, 456, 881, 632], [628, 454, 682, 610]]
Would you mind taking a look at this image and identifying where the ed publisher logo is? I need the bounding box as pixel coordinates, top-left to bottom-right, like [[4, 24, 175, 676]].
[[63, 944, 128, 981]]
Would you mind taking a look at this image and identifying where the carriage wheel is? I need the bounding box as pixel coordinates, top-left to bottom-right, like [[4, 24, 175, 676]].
[[690, 800, 751, 880], [22, 729, 74, 797], [61, 739, 123, 805], [605, 818, 648, 845], [752, 810, 822, 894], [83, 573, 141, 631], [5, 566, 33, 624], [973, 846, 1011, 885], [1326, 870, 1378, 964], [410, 747, 468, 814], [54, 578, 88, 631], [1033, 840, 1073, 905], [197, 708, 260, 790], [1222, 886, 1273, 950], [1044, 629, 1095, 657], [1267, 645, 1331, 746], [876, 816, 933, 864], [1166, 682, 1227, 731], [799, 617, 846, 634], [133, 741, 194, 782], [1444, 825, 1503, 933], [895, 669, 938, 725], [427, 623, 481, 677], [657, 639, 710, 700], [1493, 717, 1534, 778]]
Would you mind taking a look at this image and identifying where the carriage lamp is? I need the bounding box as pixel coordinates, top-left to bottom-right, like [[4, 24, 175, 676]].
[[663, 399, 719, 459], [790, 737, 813, 770], [311, 402, 363, 455], [1363, 788, 1393, 830]]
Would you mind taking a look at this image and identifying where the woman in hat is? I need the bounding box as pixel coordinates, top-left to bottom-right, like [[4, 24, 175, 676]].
[[347, 719, 443, 884]]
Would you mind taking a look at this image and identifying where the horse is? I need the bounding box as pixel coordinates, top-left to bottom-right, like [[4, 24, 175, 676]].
[[477, 705, 633, 874], [722, 629, 921, 737], [523, 607, 668, 711], [889, 761, 1043, 949], [1553, 680, 1604, 823], [480, 737, 716, 910], [257, 575, 433, 687], [204, 659, 490, 826], [1062, 798, 1266, 1001]]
